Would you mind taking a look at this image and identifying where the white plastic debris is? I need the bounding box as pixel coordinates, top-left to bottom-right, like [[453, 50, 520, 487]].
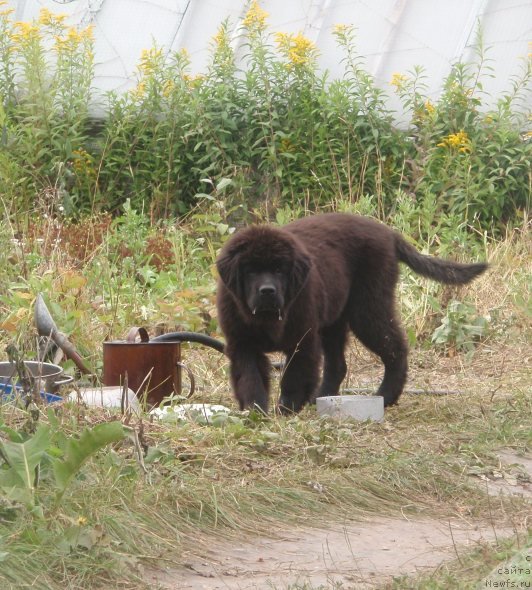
[[68, 386, 140, 410]]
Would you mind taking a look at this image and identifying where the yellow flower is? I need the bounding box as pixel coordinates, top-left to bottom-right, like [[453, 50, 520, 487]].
[[212, 25, 234, 71], [183, 73, 204, 87], [66, 26, 81, 43], [38, 8, 67, 27], [333, 24, 349, 35], [81, 24, 94, 41], [437, 130, 472, 152], [13, 21, 40, 38], [139, 47, 163, 74], [131, 80, 146, 98], [390, 72, 408, 90], [54, 34, 65, 49], [274, 32, 289, 50], [242, 1, 268, 32], [424, 100, 435, 115], [77, 516, 88, 526], [162, 79, 175, 97], [275, 31, 317, 68], [213, 25, 229, 47], [290, 33, 315, 65], [38, 8, 53, 26], [72, 149, 95, 176], [11, 21, 40, 45], [55, 25, 91, 51], [280, 137, 294, 152]]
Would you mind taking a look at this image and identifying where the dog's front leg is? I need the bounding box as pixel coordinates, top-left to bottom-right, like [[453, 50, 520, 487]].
[[227, 347, 271, 413], [278, 341, 320, 414]]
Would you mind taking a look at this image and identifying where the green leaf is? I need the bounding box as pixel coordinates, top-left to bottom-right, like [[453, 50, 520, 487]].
[[0, 426, 25, 443], [57, 524, 108, 554], [0, 425, 51, 496], [216, 223, 229, 235], [53, 422, 126, 496], [0, 485, 34, 506], [216, 177, 232, 192]]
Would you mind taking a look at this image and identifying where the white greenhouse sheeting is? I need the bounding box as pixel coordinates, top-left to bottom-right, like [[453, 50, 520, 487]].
[[8, 0, 532, 120]]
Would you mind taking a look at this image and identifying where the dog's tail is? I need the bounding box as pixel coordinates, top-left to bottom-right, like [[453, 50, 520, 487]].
[[395, 235, 488, 285]]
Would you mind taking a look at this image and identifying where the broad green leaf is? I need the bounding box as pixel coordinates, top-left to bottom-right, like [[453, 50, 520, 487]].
[[215, 177, 232, 192], [0, 425, 51, 493], [0, 484, 34, 506], [0, 426, 25, 443], [53, 422, 127, 495]]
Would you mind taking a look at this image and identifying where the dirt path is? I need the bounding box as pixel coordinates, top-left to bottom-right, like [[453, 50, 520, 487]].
[[144, 449, 530, 589], [145, 517, 511, 589]]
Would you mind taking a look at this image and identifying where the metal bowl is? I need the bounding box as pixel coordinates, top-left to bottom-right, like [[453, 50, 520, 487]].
[[0, 361, 73, 392]]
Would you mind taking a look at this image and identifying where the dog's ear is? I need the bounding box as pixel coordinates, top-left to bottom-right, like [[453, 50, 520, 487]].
[[287, 251, 311, 302], [216, 249, 243, 299]]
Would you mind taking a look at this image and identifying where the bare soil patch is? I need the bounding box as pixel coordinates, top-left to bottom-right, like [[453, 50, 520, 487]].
[[145, 517, 511, 589]]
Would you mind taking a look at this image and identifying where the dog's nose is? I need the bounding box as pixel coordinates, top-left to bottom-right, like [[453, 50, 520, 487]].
[[259, 284, 276, 296]]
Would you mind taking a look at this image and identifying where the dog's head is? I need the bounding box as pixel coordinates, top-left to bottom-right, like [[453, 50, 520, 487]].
[[216, 225, 311, 319]]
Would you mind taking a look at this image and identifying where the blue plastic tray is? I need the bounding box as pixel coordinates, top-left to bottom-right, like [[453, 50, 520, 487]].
[[0, 383, 62, 404]]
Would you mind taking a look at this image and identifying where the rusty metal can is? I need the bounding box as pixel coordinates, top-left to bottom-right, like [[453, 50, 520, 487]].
[[103, 327, 193, 407]]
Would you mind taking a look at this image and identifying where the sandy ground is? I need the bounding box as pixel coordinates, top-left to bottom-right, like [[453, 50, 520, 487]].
[[144, 448, 530, 589], [144, 516, 516, 589]]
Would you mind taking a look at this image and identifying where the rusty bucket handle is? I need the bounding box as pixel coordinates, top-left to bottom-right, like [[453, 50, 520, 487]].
[[126, 327, 150, 343], [177, 362, 195, 399]]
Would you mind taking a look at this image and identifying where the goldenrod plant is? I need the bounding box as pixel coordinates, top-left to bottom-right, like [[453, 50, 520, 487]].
[[0, 4, 529, 228]]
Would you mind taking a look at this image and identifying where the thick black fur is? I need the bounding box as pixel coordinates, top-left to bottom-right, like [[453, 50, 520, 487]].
[[216, 213, 488, 414]]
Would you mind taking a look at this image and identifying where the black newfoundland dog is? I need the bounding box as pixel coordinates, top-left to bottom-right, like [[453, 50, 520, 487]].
[[216, 213, 487, 414]]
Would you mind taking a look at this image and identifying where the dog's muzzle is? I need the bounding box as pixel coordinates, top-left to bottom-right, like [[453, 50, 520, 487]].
[[252, 283, 284, 319]]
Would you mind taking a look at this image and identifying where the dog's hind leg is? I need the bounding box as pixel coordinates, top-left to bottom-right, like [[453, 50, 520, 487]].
[[349, 292, 408, 407], [315, 320, 349, 399]]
